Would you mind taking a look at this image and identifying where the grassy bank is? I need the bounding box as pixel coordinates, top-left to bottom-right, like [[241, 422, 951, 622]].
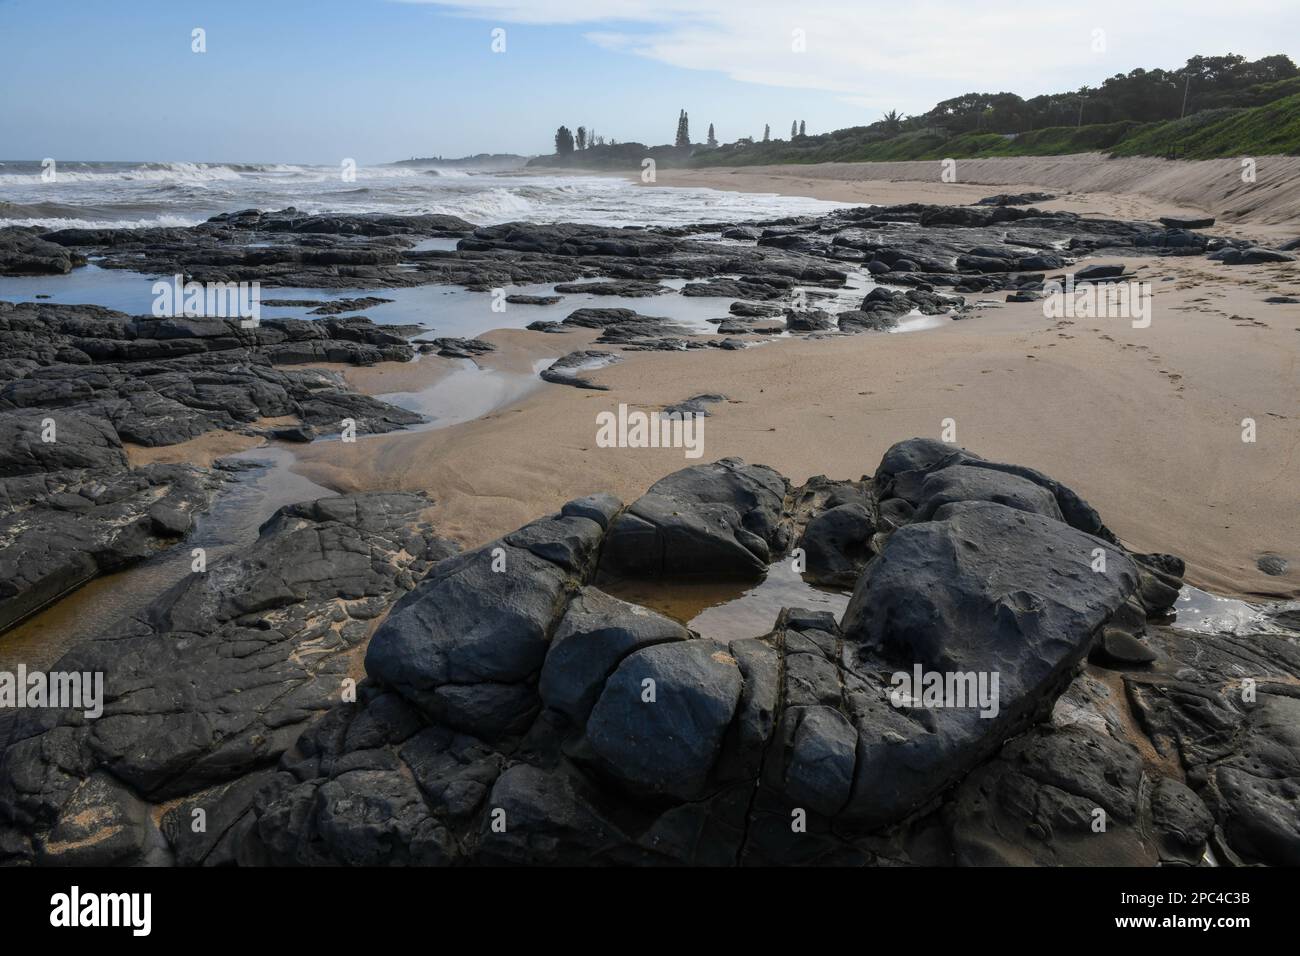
[[693, 93, 1300, 166], [530, 91, 1300, 172]]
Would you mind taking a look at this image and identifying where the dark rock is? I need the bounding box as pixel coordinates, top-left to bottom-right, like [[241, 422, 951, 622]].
[[428, 337, 496, 359], [797, 503, 875, 588], [539, 350, 621, 390], [838, 309, 898, 332], [837, 498, 1139, 825], [586, 640, 743, 799], [600, 458, 790, 579], [977, 193, 1056, 207], [1073, 264, 1127, 282], [1210, 247, 1296, 265], [785, 309, 835, 332], [729, 301, 783, 318], [270, 424, 316, 443], [560, 492, 623, 529], [1257, 554, 1289, 576], [365, 504, 603, 738], [553, 281, 669, 297], [39, 772, 164, 866], [307, 296, 394, 315], [911, 464, 1065, 522], [0, 231, 87, 275], [540, 587, 689, 723], [477, 764, 628, 865], [0, 492, 456, 856], [662, 394, 725, 418], [1092, 629, 1158, 666]]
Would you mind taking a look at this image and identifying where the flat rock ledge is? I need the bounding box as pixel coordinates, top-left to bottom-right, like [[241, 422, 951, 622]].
[[2, 439, 1297, 867], [0, 300, 431, 634]]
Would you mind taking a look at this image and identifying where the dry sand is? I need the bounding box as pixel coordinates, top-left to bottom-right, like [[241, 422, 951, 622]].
[[293, 251, 1300, 600]]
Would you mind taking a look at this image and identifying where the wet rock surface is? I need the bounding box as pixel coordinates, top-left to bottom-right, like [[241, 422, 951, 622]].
[[0, 407, 226, 633], [0, 299, 428, 628], [3, 437, 1293, 867], [2, 201, 1260, 301], [0, 492, 457, 865]]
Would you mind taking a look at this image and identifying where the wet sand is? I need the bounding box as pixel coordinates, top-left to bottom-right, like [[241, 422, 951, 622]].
[[292, 253, 1300, 600], [125, 428, 268, 469]]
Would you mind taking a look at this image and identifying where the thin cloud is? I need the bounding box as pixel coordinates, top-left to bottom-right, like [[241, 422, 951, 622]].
[[397, 0, 1300, 111]]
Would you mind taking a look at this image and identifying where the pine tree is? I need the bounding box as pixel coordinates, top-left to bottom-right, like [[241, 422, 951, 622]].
[[676, 110, 691, 147], [799, 120, 806, 137], [576, 126, 587, 150], [554, 126, 575, 155], [763, 124, 770, 142], [706, 123, 717, 147], [791, 120, 797, 139]]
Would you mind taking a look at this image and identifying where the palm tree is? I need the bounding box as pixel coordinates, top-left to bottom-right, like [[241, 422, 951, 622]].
[[881, 109, 904, 134]]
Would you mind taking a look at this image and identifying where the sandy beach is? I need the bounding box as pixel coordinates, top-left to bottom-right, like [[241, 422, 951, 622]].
[[292, 211, 1300, 599], [634, 154, 1300, 238]]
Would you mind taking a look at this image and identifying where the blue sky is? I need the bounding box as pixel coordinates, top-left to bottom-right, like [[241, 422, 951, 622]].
[[1, 0, 1296, 163]]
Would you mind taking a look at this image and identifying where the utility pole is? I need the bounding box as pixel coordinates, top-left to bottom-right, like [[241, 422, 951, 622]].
[[1077, 97, 1085, 128]]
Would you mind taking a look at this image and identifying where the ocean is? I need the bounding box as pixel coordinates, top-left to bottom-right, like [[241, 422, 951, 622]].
[[0, 159, 849, 231]]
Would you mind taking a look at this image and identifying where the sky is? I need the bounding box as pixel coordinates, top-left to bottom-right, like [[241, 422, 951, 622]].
[[1, 0, 1296, 164]]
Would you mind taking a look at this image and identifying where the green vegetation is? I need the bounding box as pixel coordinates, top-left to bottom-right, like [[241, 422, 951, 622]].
[[1110, 93, 1300, 158], [689, 121, 1155, 166], [690, 95, 1299, 166], [531, 54, 1300, 170]]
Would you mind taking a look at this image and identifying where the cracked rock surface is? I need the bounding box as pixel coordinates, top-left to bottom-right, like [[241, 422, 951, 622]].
[[3, 437, 1293, 866]]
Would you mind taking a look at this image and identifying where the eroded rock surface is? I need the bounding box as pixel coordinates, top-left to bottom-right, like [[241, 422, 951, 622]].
[[4, 438, 1287, 867]]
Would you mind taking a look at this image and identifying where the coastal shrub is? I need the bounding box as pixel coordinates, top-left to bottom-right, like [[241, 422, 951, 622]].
[[1110, 94, 1300, 158]]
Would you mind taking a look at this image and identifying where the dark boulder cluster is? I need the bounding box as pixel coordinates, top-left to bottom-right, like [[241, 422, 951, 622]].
[[4, 438, 1293, 867], [836, 287, 962, 332]]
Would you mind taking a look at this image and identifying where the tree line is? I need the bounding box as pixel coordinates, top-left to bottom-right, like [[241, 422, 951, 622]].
[[909, 53, 1296, 135], [552, 54, 1294, 158], [555, 111, 811, 154]]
